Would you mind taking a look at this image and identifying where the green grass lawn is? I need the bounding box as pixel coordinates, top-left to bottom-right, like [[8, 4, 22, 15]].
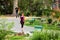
[[25, 19, 60, 30], [25, 19, 40, 27]]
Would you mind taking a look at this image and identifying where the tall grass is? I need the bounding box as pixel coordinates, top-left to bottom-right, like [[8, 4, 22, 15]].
[[0, 18, 14, 40]]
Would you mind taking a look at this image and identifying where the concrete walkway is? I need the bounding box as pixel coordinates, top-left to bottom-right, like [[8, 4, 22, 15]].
[[5, 17, 35, 33]]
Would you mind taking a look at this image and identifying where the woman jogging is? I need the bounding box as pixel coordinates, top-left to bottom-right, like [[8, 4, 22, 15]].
[[20, 12, 25, 32]]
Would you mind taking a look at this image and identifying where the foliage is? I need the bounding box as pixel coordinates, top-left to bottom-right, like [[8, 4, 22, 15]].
[[5, 33, 29, 40], [25, 17, 60, 30], [54, 11, 60, 18], [43, 9, 54, 16], [41, 23, 60, 30], [0, 18, 14, 40], [8, 36, 25, 40], [0, 30, 14, 40], [18, 0, 53, 16], [30, 30, 60, 40], [0, 0, 13, 14], [25, 19, 40, 26], [47, 18, 52, 24]]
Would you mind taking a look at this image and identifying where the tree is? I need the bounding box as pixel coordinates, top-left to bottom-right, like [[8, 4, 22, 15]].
[[18, 0, 54, 16], [18, 0, 44, 16], [12, 0, 18, 16]]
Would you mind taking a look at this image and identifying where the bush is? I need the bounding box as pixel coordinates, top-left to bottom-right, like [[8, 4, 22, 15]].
[[48, 18, 52, 24]]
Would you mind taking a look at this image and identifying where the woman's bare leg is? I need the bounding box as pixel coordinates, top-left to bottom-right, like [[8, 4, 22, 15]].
[[21, 24, 24, 33]]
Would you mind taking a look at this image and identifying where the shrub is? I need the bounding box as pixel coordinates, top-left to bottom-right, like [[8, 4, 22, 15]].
[[48, 18, 52, 24]]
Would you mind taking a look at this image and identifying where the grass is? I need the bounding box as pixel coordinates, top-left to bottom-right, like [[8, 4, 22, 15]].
[[25, 19, 60, 30], [25, 19, 40, 27], [8, 36, 25, 40]]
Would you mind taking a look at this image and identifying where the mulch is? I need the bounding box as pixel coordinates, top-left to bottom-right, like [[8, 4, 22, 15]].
[[15, 32, 25, 36]]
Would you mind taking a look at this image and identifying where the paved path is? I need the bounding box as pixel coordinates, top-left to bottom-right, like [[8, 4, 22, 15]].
[[6, 17, 35, 33]]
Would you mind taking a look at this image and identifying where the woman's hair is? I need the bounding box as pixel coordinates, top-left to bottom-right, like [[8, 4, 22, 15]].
[[22, 12, 24, 16]]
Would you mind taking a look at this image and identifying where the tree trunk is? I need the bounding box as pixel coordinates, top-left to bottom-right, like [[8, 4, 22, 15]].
[[12, 0, 18, 16]]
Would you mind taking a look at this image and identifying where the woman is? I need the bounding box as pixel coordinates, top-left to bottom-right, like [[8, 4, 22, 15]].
[[20, 12, 25, 32], [15, 7, 18, 18]]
